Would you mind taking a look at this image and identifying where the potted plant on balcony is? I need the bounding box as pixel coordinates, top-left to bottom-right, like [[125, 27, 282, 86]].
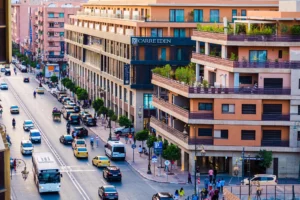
[[202, 80, 209, 93], [143, 14, 150, 22], [211, 86, 215, 94]]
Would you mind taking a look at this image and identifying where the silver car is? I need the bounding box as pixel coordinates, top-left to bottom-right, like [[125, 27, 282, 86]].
[[23, 120, 34, 131]]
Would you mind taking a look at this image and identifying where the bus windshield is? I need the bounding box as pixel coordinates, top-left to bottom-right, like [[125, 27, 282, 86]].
[[38, 172, 60, 184]]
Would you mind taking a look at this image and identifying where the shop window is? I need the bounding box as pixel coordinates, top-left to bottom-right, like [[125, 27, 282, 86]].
[[199, 103, 212, 111], [241, 130, 255, 140], [242, 104, 256, 114], [239, 76, 252, 84], [198, 128, 212, 137]]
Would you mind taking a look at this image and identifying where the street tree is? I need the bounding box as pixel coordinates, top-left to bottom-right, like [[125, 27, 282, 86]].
[[111, 114, 118, 127], [162, 144, 181, 171], [135, 130, 149, 148], [50, 75, 58, 83], [146, 135, 157, 149], [77, 88, 88, 101], [107, 109, 114, 118], [98, 106, 108, 116], [118, 115, 131, 127], [92, 98, 104, 113], [257, 149, 273, 169]]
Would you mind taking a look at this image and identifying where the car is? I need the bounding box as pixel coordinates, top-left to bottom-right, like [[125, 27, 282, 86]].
[[0, 68, 5, 72], [74, 106, 81, 113], [10, 105, 19, 114], [98, 185, 118, 200], [50, 88, 59, 96], [79, 111, 89, 119], [73, 147, 88, 158], [4, 69, 11, 76], [67, 101, 76, 107], [20, 65, 27, 72], [152, 192, 173, 200], [241, 174, 277, 186], [72, 126, 88, 138], [59, 135, 74, 145], [103, 166, 122, 181], [29, 129, 41, 143], [63, 109, 75, 119], [82, 113, 93, 123], [58, 94, 67, 102], [68, 113, 80, 125], [0, 82, 8, 90], [23, 77, 30, 83], [84, 117, 96, 126], [72, 138, 86, 149], [114, 125, 135, 136], [20, 140, 34, 155], [23, 120, 34, 131], [62, 97, 73, 104], [92, 156, 110, 168], [36, 87, 44, 94]]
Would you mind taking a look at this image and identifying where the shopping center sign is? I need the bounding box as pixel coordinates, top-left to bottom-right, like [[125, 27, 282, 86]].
[[131, 37, 194, 46]]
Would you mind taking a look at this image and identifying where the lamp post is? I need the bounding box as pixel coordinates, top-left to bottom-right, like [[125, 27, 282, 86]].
[[107, 117, 112, 140], [11, 159, 29, 180], [194, 144, 205, 196], [247, 154, 251, 200]]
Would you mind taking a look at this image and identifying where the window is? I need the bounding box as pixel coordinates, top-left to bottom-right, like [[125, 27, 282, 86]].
[[222, 104, 235, 113], [221, 130, 228, 139], [241, 10, 247, 19], [242, 104, 256, 114], [263, 104, 282, 114], [59, 13, 64, 18], [124, 88, 127, 102], [232, 9, 237, 22], [130, 91, 133, 105], [262, 130, 281, 140], [48, 13, 54, 18], [115, 84, 117, 96], [264, 78, 283, 88], [119, 86, 122, 99], [210, 9, 219, 22], [169, 9, 184, 22], [49, 42, 54, 46], [249, 50, 267, 62], [198, 128, 213, 137], [59, 32, 64, 37], [298, 105, 300, 115], [298, 131, 300, 141], [151, 28, 163, 37], [241, 130, 255, 140], [49, 51, 54, 56], [176, 48, 182, 61], [194, 9, 203, 22], [239, 76, 252, 84], [49, 23, 54, 27], [160, 48, 166, 61], [59, 22, 64, 27], [174, 28, 186, 37], [278, 50, 282, 58], [144, 94, 154, 109], [48, 32, 54, 37], [299, 79, 300, 89], [198, 103, 213, 111]]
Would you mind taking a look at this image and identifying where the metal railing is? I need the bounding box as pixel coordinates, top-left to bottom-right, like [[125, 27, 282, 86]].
[[228, 34, 300, 42], [262, 114, 290, 121], [261, 140, 289, 147], [188, 87, 291, 95], [188, 138, 214, 145]]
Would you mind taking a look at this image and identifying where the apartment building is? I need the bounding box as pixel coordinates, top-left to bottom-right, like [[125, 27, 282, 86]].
[[0, 126, 11, 200], [151, 0, 300, 177], [0, 0, 11, 64], [65, 0, 277, 131]]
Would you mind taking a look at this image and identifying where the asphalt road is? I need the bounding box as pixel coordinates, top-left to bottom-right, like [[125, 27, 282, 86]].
[[4, 67, 194, 200]]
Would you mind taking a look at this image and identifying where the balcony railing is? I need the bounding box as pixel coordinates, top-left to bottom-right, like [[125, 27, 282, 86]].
[[192, 30, 300, 42], [261, 114, 290, 121], [152, 73, 189, 93], [188, 87, 291, 95], [261, 140, 289, 147], [150, 117, 188, 143], [192, 52, 234, 67], [188, 138, 214, 145], [189, 113, 214, 119]]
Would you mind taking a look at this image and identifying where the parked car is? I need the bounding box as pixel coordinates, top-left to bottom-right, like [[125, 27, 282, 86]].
[[0, 82, 8, 90], [241, 174, 277, 186], [73, 106, 81, 113], [63, 109, 75, 119], [114, 125, 134, 136], [82, 113, 93, 123], [84, 117, 96, 126], [71, 126, 88, 138], [103, 166, 122, 181], [0, 67, 5, 72], [20, 65, 27, 72], [152, 193, 173, 200], [4, 69, 11, 76], [68, 113, 80, 125], [98, 185, 118, 200]]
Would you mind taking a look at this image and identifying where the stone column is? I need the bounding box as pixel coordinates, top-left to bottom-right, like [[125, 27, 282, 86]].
[[234, 72, 240, 88], [196, 64, 200, 82], [205, 42, 210, 55], [196, 41, 200, 53], [289, 126, 297, 147], [221, 45, 227, 59]]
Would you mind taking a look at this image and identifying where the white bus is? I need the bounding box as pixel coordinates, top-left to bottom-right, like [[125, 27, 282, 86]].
[[105, 141, 126, 160], [32, 152, 62, 193]]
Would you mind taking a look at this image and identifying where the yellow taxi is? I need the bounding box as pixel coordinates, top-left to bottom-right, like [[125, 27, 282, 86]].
[[92, 156, 110, 167], [73, 147, 88, 158], [36, 87, 45, 94]]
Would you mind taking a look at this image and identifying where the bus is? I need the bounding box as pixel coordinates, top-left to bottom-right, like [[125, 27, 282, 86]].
[[32, 152, 62, 193], [104, 141, 126, 160]]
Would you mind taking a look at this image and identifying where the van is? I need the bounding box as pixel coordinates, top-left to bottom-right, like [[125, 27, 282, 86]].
[[63, 109, 75, 119], [105, 141, 126, 160], [242, 174, 277, 186]]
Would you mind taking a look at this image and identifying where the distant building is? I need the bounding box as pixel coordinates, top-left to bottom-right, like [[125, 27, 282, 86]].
[[1, 0, 11, 64]]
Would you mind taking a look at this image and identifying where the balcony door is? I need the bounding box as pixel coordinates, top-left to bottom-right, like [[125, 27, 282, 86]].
[[209, 71, 216, 87], [264, 78, 283, 89]]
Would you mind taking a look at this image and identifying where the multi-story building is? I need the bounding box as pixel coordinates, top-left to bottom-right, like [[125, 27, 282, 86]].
[[151, 0, 300, 177], [1, 0, 11, 64], [0, 126, 11, 200], [65, 0, 278, 131]]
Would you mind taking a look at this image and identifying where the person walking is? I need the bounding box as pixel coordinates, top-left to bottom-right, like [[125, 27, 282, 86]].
[[13, 159, 17, 172], [174, 190, 179, 200], [138, 145, 143, 157], [188, 172, 192, 184], [125, 134, 129, 144], [204, 177, 209, 190], [208, 168, 214, 183], [214, 168, 218, 180], [220, 178, 225, 193], [95, 136, 99, 147], [128, 133, 133, 144], [209, 188, 214, 200], [179, 187, 185, 200], [216, 179, 221, 191]]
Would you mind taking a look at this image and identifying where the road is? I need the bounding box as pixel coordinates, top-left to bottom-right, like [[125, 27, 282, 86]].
[[4, 67, 194, 200]]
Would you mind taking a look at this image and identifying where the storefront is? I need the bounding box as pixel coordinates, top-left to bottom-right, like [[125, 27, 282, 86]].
[[196, 156, 231, 174]]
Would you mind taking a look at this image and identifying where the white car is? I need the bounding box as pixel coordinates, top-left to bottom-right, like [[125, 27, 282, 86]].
[[20, 140, 34, 155], [0, 82, 8, 90], [10, 105, 20, 114], [242, 174, 277, 186], [29, 129, 41, 143], [23, 120, 34, 131]]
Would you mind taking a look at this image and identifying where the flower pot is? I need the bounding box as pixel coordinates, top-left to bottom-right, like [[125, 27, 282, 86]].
[[224, 88, 229, 94], [197, 87, 201, 93], [217, 88, 222, 93], [204, 88, 209, 93], [211, 88, 215, 94]]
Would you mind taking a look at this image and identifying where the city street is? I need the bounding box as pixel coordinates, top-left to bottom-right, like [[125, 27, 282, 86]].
[[3, 67, 194, 200]]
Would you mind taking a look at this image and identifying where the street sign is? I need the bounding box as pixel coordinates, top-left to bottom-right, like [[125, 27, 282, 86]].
[[154, 141, 163, 155], [131, 144, 136, 149], [164, 160, 170, 166], [152, 155, 157, 160], [152, 158, 158, 163]]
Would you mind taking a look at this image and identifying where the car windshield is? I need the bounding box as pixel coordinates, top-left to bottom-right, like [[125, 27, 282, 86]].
[[75, 127, 83, 131], [78, 148, 87, 152], [11, 106, 18, 109], [22, 143, 33, 147], [104, 187, 117, 192], [25, 121, 33, 125], [31, 132, 40, 136], [71, 115, 79, 119], [38, 171, 60, 184], [77, 141, 85, 144], [100, 157, 109, 160], [1, 83, 7, 85]]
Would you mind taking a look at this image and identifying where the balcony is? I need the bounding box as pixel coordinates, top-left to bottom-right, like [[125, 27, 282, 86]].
[[261, 140, 289, 147], [192, 52, 300, 69], [192, 30, 300, 42], [188, 138, 214, 145], [48, 36, 64, 42], [47, 17, 64, 22], [47, 46, 61, 51], [261, 114, 290, 121]]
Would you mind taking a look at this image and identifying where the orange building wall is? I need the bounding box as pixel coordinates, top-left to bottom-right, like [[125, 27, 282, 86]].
[[214, 99, 262, 120], [262, 100, 290, 114], [238, 47, 290, 62]]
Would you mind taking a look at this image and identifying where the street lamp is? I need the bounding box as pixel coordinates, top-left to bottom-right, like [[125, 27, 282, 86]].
[[107, 117, 112, 140], [11, 159, 29, 180], [194, 144, 205, 195], [247, 154, 251, 200]]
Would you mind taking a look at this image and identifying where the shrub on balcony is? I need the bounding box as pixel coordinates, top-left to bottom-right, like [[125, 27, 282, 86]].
[[152, 64, 173, 78], [291, 25, 300, 35], [236, 23, 247, 34], [197, 24, 224, 33], [175, 67, 195, 85]]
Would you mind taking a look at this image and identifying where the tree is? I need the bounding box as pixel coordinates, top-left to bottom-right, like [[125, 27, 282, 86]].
[[50, 75, 58, 83], [146, 135, 157, 149], [257, 150, 273, 169], [65, 79, 73, 90], [107, 109, 114, 118], [118, 115, 131, 127], [98, 106, 108, 116], [61, 78, 70, 88], [162, 144, 181, 171], [135, 130, 149, 148], [92, 98, 104, 112], [77, 88, 88, 101], [111, 114, 118, 127]]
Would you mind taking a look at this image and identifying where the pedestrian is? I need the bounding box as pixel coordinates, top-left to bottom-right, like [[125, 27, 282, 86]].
[[188, 172, 192, 184], [13, 159, 17, 172], [179, 187, 185, 199], [73, 131, 77, 139], [220, 178, 225, 193], [138, 145, 143, 157], [89, 99, 92, 106], [174, 190, 179, 200], [209, 188, 214, 200], [125, 134, 129, 144], [128, 133, 133, 144], [208, 168, 214, 183], [95, 136, 99, 147], [212, 189, 219, 200], [216, 179, 221, 191], [214, 168, 218, 180], [116, 133, 120, 141], [204, 177, 209, 190]]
